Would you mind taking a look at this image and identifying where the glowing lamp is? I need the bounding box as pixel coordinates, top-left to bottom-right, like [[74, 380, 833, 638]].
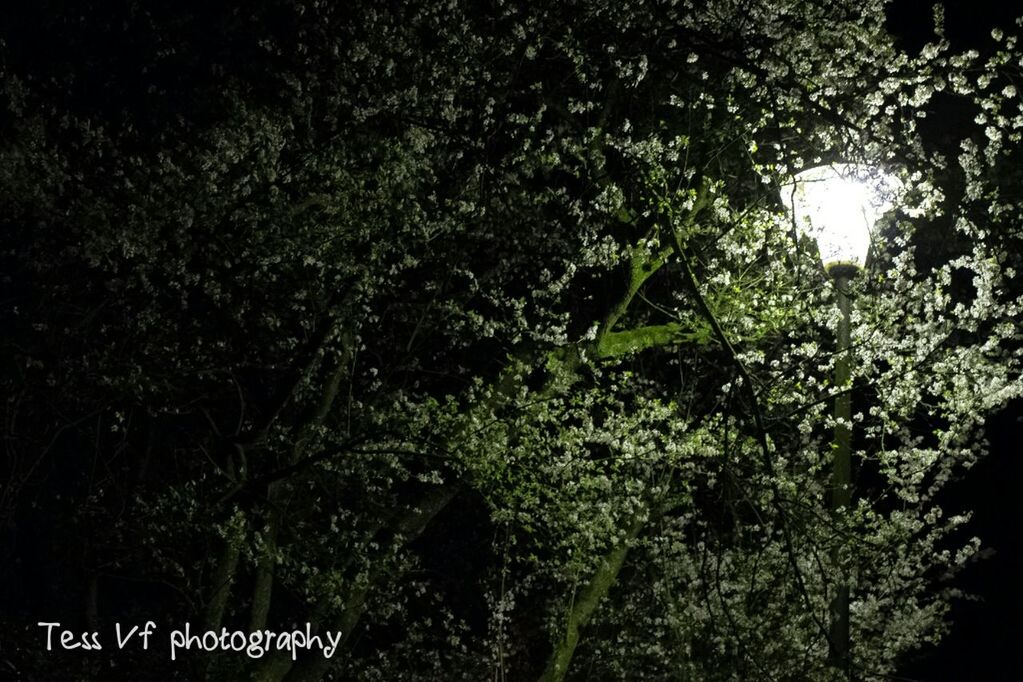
[[780, 164, 896, 277]]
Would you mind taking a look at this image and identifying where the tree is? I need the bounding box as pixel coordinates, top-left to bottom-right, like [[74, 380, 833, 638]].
[[1, 1, 1021, 680]]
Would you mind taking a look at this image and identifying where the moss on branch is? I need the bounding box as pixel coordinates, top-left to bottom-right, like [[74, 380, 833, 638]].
[[596, 322, 711, 358]]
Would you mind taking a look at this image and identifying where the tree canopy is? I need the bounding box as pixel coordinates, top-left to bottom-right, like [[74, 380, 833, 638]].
[[2, 1, 1021, 680]]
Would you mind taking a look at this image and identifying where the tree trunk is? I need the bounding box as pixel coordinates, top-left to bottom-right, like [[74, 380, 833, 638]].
[[203, 522, 243, 632], [538, 511, 647, 682], [246, 481, 462, 682]]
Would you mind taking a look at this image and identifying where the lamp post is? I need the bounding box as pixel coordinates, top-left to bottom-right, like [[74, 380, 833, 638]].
[[780, 163, 895, 677]]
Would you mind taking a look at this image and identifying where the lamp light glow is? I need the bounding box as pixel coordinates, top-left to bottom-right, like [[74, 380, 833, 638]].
[[780, 164, 897, 275]]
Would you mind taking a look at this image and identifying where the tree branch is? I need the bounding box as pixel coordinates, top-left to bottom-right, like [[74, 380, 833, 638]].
[[596, 322, 712, 358], [670, 226, 833, 655], [538, 510, 648, 682]]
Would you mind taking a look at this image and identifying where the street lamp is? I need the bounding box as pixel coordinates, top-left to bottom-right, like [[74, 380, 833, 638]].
[[780, 163, 896, 675]]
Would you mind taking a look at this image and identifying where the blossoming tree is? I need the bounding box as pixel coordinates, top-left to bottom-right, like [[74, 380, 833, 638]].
[[1, 1, 1020, 680]]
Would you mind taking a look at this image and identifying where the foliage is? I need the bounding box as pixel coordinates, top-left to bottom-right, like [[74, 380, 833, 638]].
[[2, 1, 1021, 680]]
